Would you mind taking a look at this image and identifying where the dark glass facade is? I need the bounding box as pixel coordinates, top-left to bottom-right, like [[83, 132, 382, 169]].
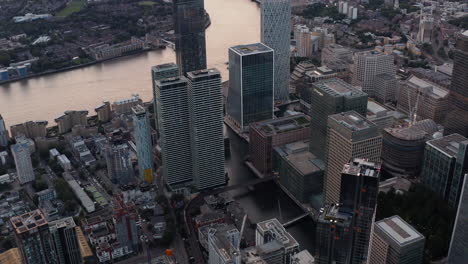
[[448, 173, 468, 263], [227, 44, 274, 130], [173, 0, 207, 75]]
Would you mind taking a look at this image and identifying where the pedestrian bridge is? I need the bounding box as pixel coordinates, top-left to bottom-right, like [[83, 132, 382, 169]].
[[282, 211, 314, 227]]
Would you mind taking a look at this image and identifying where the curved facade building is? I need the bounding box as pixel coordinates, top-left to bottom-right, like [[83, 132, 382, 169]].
[[382, 119, 441, 178], [261, 0, 291, 102]]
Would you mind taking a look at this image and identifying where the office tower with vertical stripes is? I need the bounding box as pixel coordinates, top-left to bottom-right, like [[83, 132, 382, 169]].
[[49, 217, 83, 264], [11, 143, 35, 184], [132, 105, 154, 183], [155, 76, 193, 189], [261, 0, 291, 102], [187, 69, 225, 190], [324, 111, 382, 205], [151, 63, 179, 130]]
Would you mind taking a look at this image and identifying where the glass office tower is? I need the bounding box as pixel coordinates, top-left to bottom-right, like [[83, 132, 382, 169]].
[[227, 43, 274, 132], [173, 0, 207, 75]]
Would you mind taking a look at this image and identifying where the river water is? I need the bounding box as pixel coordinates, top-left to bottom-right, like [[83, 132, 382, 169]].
[[0, 0, 261, 127], [0, 0, 316, 253]]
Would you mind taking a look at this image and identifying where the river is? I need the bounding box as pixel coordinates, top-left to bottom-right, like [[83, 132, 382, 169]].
[[0, 0, 316, 253], [0, 0, 260, 127]]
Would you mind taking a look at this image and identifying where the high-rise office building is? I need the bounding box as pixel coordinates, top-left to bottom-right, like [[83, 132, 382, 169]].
[[261, 0, 291, 102], [309, 78, 368, 160], [369, 215, 425, 264], [187, 69, 226, 190], [151, 63, 179, 130], [155, 76, 193, 189], [173, 0, 207, 74], [249, 114, 310, 176], [113, 194, 140, 253], [132, 105, 154, 183], [49, 217, 83, 264], [340, 159, 381, 264], [448, 173, 468, 263], [324, 111, 382, 204], [352, 50, 396, 97], [375, 73, 398, 103], [444, 31, 468, 137], [105, 144, 135, 185], [421, 133, 468, 208], [315, 204, 354, 264], [0, 114, 8, 147], [11, 143, 34, 184], [11, 209, 56, 264], [227, 43, 274, 132]]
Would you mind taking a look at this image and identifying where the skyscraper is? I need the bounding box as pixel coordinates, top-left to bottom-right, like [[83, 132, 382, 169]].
[[227, 43, 274, 132], [132, 105, 154, 183], [448, 173, 468, 263], [352, 50, 396, 97], [309, 78, 368, 160], [421, 133, 468, 208], [261, 0, 291, 102], [151, 63, 179, 130], [324, 111, 382, 204], [49, 217, 83, 264], [105, 144, 135, 185], [369, 215, 425, 264], [444, 31, 468, 137], [0, 114, 8, 147], [187, 69, 225, 190], [315, 204, 354, 264], [340, 159, 381, 264], [155, 76, 193, 190], [173, 0, 207, 75], [11, 143, 34, 184], [113, 194, 140, 253], [11, 209, 56, 264]]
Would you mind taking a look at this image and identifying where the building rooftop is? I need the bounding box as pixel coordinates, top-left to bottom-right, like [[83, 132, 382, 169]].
[[132, 104, 146, 115], [367, 101, 388, 115], [114, 94, 140, 105], [252, 114, 310, 136], [230, 43, 273, 55], [291, 250, 315, 264], [10, 209, 48, 234], [376, 215, 424, 246], [329, 111, 375, 132], [49, 217, 76, 232], [152, 63, 177, 71], [318, 204, 353, 226], [427, 133, 468, 158], [156, 76, 188, 88], [385, 119, 440, 141], [186, 68, 221, 79], [256, 218, 299, 249], [275, 141, 324, 175], [313, 78, 366, 97], [342, 158, 380, 178], [407, 76, 448, 99]]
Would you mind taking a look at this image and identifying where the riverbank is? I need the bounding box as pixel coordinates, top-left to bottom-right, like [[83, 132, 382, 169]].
[[0, 47, 165, 86]]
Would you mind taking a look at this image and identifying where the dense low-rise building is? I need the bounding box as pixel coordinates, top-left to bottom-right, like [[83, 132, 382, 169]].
[[55, 110, 88, 134]]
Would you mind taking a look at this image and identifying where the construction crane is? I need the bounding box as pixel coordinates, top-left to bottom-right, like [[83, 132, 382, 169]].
[[236, 214, 248, 251], [407, 85, 422, 126]]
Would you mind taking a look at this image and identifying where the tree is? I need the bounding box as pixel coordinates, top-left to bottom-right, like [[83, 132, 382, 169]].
[[0, 51, 11, 66]]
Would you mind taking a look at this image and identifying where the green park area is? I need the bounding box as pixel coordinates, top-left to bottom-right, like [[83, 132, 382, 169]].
[[138, 1, 157, 6], [56, 0, 86, 17]]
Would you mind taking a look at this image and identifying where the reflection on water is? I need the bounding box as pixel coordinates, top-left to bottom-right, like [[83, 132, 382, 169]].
[[0, 0, 260, 127]]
